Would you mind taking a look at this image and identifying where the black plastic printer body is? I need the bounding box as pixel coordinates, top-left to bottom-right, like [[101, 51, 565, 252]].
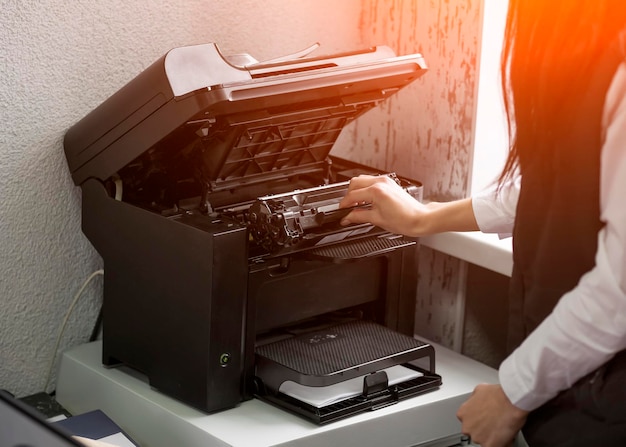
[[63, 42, 441, 424]]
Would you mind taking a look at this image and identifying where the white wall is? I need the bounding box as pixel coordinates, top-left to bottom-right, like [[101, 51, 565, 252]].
[[0, 0, 481, 397]]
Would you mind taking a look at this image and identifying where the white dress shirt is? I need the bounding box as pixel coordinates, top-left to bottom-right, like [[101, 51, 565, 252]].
[[471, 61, 626, 411]]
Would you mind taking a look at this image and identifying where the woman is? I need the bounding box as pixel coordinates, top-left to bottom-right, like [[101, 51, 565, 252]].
[[339, 1, 626, 445]]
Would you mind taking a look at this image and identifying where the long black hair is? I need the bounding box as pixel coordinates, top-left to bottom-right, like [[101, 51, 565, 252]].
[[498, 0, 626, 184]]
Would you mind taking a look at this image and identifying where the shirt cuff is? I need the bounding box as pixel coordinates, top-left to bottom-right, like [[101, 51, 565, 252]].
[[472, 192, 514, 235], [499, 350, 555, 412]]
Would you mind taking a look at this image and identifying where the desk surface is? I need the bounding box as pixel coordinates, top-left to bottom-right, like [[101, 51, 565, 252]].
[[56, 341, 498, 447]]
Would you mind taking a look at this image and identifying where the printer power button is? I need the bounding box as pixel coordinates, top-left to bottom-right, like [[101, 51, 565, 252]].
[[219, 353, 231, 367]]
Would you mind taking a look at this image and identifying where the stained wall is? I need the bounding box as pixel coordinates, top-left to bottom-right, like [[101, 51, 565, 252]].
[[334, 0, 483, 347]]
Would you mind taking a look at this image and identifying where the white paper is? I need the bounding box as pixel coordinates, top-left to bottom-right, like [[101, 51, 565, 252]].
[[98, 433, 136, 447], [278, 365, 423, 408], [73, 432, 136, 447]]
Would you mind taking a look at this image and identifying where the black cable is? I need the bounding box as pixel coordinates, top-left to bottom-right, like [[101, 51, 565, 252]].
[[89, 305, 103, 342]]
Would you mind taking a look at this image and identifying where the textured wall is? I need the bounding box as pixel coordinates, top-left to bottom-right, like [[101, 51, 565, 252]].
[[0, 0, 482, 397], [463, 264, 510, 368]]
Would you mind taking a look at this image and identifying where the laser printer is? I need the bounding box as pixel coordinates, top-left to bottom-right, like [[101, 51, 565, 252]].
[[63, 42, 441, 425]]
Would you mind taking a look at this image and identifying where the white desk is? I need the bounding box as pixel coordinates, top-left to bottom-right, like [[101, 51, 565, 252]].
[[56, 341, 498, 447]]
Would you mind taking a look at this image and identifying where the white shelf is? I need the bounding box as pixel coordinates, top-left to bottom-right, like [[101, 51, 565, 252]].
[[421, 231, 513, 277], [56, 341, 498, 447]]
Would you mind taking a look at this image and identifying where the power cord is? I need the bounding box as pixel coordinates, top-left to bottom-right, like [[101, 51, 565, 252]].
[[43, 269, 104, 394]]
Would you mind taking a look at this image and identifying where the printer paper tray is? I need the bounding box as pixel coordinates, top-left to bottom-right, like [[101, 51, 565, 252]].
[[255, 366, 442, 425], [255, 321, 436, 389], [254, 320, 442, 424]]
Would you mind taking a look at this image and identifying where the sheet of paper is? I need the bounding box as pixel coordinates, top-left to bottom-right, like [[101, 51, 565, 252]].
[[73, 433, 135, 447], [278, 365, 423, 408], [98, 433, 137, 447]]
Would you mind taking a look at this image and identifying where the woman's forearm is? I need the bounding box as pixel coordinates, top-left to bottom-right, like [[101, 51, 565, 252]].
[[416, 198, 480, 236]]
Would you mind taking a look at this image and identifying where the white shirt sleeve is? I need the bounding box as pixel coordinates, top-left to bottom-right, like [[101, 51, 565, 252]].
[[472, 175, 520, 236], [499, 61, 626, 411]]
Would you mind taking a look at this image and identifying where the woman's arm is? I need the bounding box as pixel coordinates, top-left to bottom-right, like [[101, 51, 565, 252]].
[[499, 61, 626, 411], [339, 175, 479, 237]]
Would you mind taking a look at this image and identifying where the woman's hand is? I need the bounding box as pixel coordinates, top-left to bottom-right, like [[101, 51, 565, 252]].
[[339, 174, 479, 236], [456, 384, 528, 447], [339, 174, 429, 236]]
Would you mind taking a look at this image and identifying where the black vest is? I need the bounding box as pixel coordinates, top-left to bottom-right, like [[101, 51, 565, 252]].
[[507, 43, 624, 352]]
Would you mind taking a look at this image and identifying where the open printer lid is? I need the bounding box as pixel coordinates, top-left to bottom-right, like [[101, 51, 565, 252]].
[[64, 43, 427, 192]]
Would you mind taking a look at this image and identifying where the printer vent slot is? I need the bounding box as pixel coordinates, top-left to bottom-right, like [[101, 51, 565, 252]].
[[309, 236, 416, 260], [251, 63, 337, 79]]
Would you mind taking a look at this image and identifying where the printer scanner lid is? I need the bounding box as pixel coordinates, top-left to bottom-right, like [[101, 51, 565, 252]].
[[64, 43, 427, 190]]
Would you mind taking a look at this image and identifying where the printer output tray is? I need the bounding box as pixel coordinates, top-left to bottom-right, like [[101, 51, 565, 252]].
[[254, 321, 442, 424]]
